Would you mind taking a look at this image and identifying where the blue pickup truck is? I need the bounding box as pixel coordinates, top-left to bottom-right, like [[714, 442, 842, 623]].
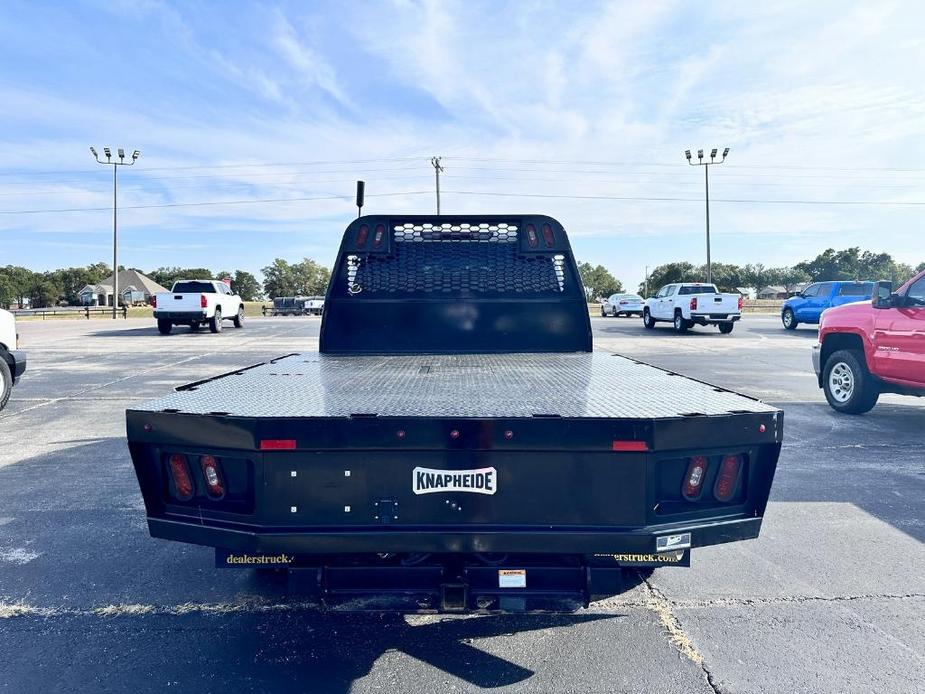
[[781, 281, 874, 330]]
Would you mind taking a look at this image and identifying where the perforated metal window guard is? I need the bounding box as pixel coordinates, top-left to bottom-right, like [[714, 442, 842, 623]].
[[345, 223, 565, 296]]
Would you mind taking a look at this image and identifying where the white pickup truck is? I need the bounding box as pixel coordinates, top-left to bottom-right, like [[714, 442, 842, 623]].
[[0, 308, 26, 412], [643, 283, 742, 334], [152, 280, 245, 335]]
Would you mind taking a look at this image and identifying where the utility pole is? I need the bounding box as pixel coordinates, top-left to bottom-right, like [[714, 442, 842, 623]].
[[685, 147, 729, 285], [644, 265, 649, 297], [431, 156, 444, 214], [90, 147, 140, 318]]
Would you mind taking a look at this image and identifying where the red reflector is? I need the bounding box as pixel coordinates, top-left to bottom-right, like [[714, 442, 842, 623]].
[[260, 439, 297, 450], [356, 224, 369, 247], [151, 295, 157, 308], [541, 223, 554, 247], [199, 455, 225, 498], [690, 297, 698, 311], [683, 455, 708, 500], [200, 293, 208, 308], [612, 440, 648, 451], [738, 295, 744, 310], [373, 224, 385, 248], [167, 454, 194, 501], [714, 454, 742, 502], [525, 224, 538, 247]]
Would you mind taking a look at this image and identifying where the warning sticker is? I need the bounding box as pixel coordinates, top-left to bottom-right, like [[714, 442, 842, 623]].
[[498, 569, 527, 588]]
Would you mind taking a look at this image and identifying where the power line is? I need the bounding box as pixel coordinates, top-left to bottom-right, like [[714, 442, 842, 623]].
[[0, 164, 428, 187], [0, 190, 433, 215], [445, 156, 925, 174], [441, 190, 925, 206], [0, 174, 435, 197], [437, 173, 923, 191], [2, 189, 923, 216], [444, 165, 925, 182], [0, 156, 430, 177]]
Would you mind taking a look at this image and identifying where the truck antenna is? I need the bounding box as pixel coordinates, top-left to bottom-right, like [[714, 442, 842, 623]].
[[356, 180, 365, 219]]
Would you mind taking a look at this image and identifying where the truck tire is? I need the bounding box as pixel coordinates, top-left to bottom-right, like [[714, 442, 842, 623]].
[[600, 306, 607, 317], [673, 311, 689, 333], [233, 306, 244, 328], [643, 309, 655, 329], [823, 349, 880, 414], [190, 322, 200, 332], [782, 308, 797, 330], [0, 358, 11, 413], [210, 307, 223, 333], [718, 322, 734, 334], [157, 320, 172, 335]]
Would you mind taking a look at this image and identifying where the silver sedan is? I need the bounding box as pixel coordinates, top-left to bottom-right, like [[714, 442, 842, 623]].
[[601, 293, 645, 317]]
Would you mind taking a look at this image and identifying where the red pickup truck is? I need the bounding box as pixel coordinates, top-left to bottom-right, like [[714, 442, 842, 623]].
[[813, 270, 925, 413]]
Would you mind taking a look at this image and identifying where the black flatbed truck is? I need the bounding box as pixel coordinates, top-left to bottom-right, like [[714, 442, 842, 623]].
[[126, 215, 782, 612]]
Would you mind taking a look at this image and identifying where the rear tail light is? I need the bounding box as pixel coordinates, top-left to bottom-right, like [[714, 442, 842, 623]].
[[199, 455, 225, 499], [738, 295, 744, 311], [541, 223, 555, 247], [260, 439, 297, 450], [525, 224, 538, 248], [373, 224, 385, 248], [682, 456, 708, 500], [690, 297, 698, 311], [714, 454, 743, 502], [619, 300, 627, 305], [151, 295, 157, 308], [356, 224, 369, 247], [200, 294, 208, 308], [167, 454, 194, 501]]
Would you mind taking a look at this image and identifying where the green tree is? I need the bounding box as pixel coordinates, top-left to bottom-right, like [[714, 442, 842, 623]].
[[0, 266, 35, 307], [292, 258, 331, 295], [794, 247, 915, 285], [262, 258, 330, 297], [29, 277, 60, 308], [639, 262, 698, 296], [0, 275, 14, 309], [917, 262, 925, 273], [702, 263, 744, 293], [231, 270, 262, 301], [577, 262, 622, 301], [148, 267, 213, 289], [261, 259, 295, 298], [891, 263, 916, 285]]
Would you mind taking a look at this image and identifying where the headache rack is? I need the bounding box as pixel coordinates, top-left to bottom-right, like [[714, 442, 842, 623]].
[[319, 215, 592, 355]]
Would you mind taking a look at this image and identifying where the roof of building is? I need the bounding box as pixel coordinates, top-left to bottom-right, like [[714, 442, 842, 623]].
[[100, 269, 169, 296], [758, 285, 787, 294], [79, 283, 113, 294]]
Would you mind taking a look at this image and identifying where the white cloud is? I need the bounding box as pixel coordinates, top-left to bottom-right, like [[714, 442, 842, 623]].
[[272, 12, 352, 108]]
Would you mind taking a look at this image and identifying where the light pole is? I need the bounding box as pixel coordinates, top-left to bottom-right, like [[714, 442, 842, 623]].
[[91, 147, 140, 318], [685, 147, 728, 285]]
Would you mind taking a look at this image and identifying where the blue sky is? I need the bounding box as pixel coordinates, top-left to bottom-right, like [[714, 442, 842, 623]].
[[1, 0, 923, 290]]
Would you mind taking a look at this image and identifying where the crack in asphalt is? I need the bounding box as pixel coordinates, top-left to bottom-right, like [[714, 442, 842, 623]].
[[641, 578, 723, 694], [667, 592, 925, 609]]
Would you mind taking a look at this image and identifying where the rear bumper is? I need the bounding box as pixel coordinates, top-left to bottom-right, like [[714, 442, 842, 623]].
[[8, 349, 26, 384], [690, 313, 741, 324], [148, 515, 763, 556], [154, 311, 207, 322]]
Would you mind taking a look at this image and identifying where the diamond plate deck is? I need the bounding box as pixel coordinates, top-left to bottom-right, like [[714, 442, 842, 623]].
[[133, 353, 777, 419]]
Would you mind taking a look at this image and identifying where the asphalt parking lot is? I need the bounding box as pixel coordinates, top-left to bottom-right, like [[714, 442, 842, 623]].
[[1, 315, 922, 693]]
